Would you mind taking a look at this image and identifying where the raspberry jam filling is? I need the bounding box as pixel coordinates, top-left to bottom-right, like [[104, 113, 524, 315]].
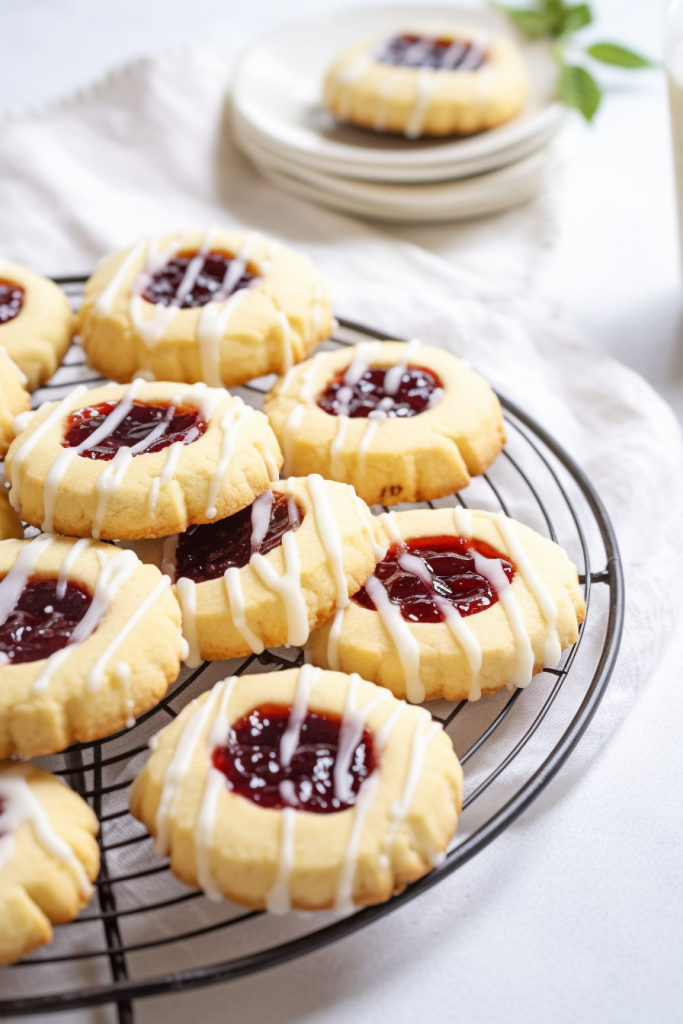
[[0, 280, 24, 325], [174, 492, 302, 584], [63, 401, 206, 460], [354, 535, 515, 623], [0, 577, 93, 665], [377, 34, 486, 71], [213, 703, 376, 812], [141, 251, 259, 308], [317, 366, 442, 418]]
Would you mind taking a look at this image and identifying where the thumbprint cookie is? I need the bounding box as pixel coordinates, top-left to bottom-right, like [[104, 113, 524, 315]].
[[0, 488, 22, 541], [0, 762, 99, 965], [323, 26, 528, 138], [5, 381, 283, 540], [264, 340, 505, 507], [77, 228, 332, 389], [0, 260, 73, 391], [130, 668, 462, 912], [0, 347, 30, 457], [126, 474, 384, 664], [0, 535, 182, 758], [305, 507, 585, 703]]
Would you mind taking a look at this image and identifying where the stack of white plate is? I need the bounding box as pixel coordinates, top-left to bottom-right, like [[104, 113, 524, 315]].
[[232, 5, 564, 223]]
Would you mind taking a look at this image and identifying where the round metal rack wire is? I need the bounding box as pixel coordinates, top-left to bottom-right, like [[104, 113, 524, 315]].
[[0, 277, 624, 1023]]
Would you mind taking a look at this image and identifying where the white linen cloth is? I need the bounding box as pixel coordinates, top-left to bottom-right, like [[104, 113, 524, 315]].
[[0, 46, 682, 1023]]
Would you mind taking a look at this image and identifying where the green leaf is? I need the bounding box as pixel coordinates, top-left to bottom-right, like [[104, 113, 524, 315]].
[[586, 42, 654, 68], [557, 63, 602, 121], [494, 6, 551, 38], [560, 4, 593, 33]]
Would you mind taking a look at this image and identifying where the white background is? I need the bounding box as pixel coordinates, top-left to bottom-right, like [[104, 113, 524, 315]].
[[2, 2, 682, 1023]]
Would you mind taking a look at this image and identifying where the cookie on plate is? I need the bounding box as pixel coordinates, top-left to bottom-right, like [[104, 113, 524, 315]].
[[0, 347, 30, 457], [305, 507, 586, 703], [0, 762, 99, 965], [130, 668, 462, 912], [5, 381, 283, 540], [126, 474, 384, 664], [0, 534, 183, 758], [264, 340, 505, 506], [77, 228, 332, 389], [323, 25, 528, 138], [0, 260, 73, 391]]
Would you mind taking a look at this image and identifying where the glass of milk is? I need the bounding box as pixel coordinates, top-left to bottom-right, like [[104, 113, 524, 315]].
[[666, 0, 683, 271]]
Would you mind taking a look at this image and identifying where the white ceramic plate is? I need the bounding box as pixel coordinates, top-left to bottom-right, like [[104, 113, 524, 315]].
[[247, 143, 558, 223], [232, 3, 563, 184]]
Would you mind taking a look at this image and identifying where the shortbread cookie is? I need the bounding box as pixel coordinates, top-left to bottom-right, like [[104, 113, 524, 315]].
[[264, 340, 505, 506], [0, 762, 99, 965], [0, 261, 73, 391], [130, 667, 462, 911], [0, 347, 30, 457], [5, 381, 283, 540], [0, 534, 182, 758], [0, 487, 22, 540], [77, 228, 332, 389], [324, 26, 528, 138], [305, 507, 585, 703], [127, 474, 383, 663]]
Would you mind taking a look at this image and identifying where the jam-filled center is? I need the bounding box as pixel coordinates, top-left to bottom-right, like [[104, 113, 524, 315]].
[[317, 365, 442, 419], [141, 250, 259, 308], [174, 491, 303, 584], [0, 577, 93, 665], [0, 280, 24, 325], [354, 535, 515, 623], [377, 33, 486, 71], [62, 401, 206, 461], [213, 703, 376, 813]]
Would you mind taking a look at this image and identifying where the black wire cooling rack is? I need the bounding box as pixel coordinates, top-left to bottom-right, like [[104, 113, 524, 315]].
[[0, 277, 624, 1022]]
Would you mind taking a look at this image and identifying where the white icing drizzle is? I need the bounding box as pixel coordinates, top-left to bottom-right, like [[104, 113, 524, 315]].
[[128, 233, 194, 347], [56, 538, 92, 599], [161, 534, 179, 579], [224, 566, 265, 654], [277, 312, 294, 374], [282, 403, 305, 477], [330, 414, 349, 481], [352, 492, 386, 561], [472, 550, 534, 689], [0, 534, 55, 627], [92, 447, 133, 539], [334, 674, 389, 802], [383, 338, 422, 395], [266, 807, 296, 915], [0, 775, 92, 898], [398, 547, 483, 701], [114, 662, 135, 728], [148, 439, 184, 511], [195, 677, 237, 900], [262, 449, 280, 483], [334, 52, 374, 117], [343, 342, 381, 388], [364, 574, 424, 704], [494, 512, 562, 667], [326, 606, 345, 672], [453, 505, 473, 538], [95, 241, 146, 315], [86, 576, 171, 692], [8, 385, 88, 513], [279, 664, 322, 767], [250, 489, 274, 552], [197, 288, 249, 387], [298, 352, 322, 403], [251, 531, 308, 647], [176, 576, 201, 667], [206, 401, 253, 519], [32, 548, 139, 695], [307, 473, 348, 610], [381, 712, 441, 867], [154, 682, 226, 857], [405, 71, 443, 139], [357, 413, 383, 476]]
